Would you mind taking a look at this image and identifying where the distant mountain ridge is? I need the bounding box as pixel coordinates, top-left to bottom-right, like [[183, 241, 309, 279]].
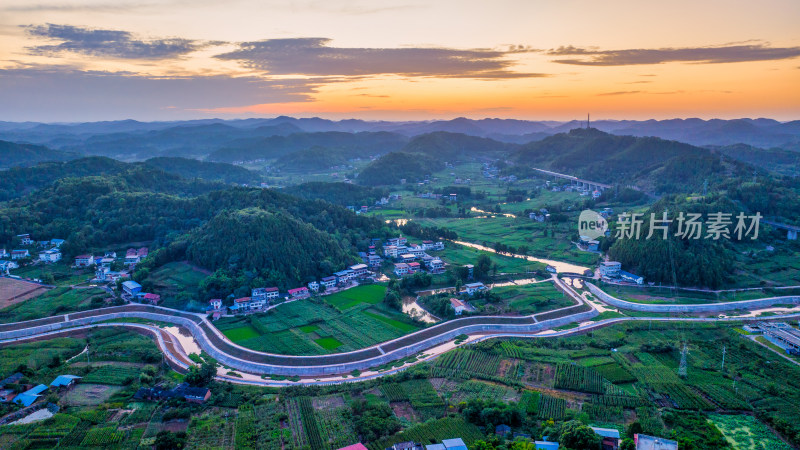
[[0, 139, 78, 168], [1, 117, 797, 160]]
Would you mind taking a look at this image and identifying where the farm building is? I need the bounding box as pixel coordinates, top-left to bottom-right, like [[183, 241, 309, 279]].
[[38, 248, 61, 263], [619, 270, 644, 285], [74, 254, 94, 267], [449, 298, 471, 315], [14, 384, 48, 407], [11, 249, 30, 260], [389, 442, 424, 450], [349, 263, 369, 277], [598, 261, 621, 278], [337, 444, 369, 450], [464, 282, 487, 295], [394, 263, 410, 276], [634, 434, 677, 450], [122, 280, 142, 296], [321, 276, 337, 289], [288, 287, 309, 298], [591, 427, 620, 450], [534, 442, 559, 450], [142, 293, 161, 304], [50, 375, 81, 388]]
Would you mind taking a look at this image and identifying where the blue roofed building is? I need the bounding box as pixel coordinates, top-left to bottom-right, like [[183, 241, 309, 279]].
[[50, 375, 81, 388], [122, 280, 143, 296], [535, 442, 559, 450], [591, 427, 621, 450], [14, 384, 48, 407], [441, 439, 467, 450], [619, 270, 644, 285]]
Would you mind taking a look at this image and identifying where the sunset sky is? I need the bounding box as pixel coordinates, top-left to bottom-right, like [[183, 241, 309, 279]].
[[0, 0, 798, 122]]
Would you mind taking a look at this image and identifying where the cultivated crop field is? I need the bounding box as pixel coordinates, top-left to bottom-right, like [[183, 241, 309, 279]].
[[62, 384, 125, 406], [215, 294, 419, 355], [323, 284, 386, 311], [417, 216, 599, 265], [489, 282, 572, 315], [0, 286, 106, 323], [143, 261, 209, 310], [709, 414, 794, 450], [0, 277, 49, 308]]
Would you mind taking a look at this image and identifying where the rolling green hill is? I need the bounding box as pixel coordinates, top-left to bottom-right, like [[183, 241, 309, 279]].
[[357, 152, 445, 186], [511, 128, 737, 193], [401, 131, 514, 161], [0, 139, 77, 168], [143, 157, 263, 184]]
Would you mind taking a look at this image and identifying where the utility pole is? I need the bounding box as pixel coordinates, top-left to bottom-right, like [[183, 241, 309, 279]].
[[678, 343, 688, 377], [721, 345, 726, 372]]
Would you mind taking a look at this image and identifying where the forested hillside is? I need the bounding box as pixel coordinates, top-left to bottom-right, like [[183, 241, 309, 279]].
[[273, 146, 350, 171], [511, 128, 739, 193], [186, 208, 355, 291], [400, 132, 515, 161], [284, 182, 389, 207], [143, 157, 263, 184], [0, 169, 388, 299], [357, 152, 445, 186], [0, 157, 130, 201], [0, 139, 77, 168], [605, 197, 741, 288], [207, 131, 407, 163]]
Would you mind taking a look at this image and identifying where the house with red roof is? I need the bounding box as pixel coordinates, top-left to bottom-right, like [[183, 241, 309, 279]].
[[288, 287, 309, 298]]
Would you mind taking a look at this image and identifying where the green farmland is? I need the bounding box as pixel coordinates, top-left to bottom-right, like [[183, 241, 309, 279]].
[[214, 286, 421, 355], [417, 216, 600, 266], [323, 284, 386, 311], [485, 282, 574, 315]]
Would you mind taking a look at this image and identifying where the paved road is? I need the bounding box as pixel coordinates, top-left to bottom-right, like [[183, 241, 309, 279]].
[[2, 279, 800, 383]]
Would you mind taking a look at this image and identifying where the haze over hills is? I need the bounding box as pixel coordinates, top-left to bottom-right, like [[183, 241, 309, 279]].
[[1, 117, 798, 165]]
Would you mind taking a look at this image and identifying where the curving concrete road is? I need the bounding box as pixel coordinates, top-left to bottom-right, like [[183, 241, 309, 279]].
[[2, 278, 800, 382], [586, 282, 800, 312]]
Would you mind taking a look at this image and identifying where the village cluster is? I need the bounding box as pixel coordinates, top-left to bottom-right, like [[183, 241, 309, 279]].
[[201, 236, 470, 317]]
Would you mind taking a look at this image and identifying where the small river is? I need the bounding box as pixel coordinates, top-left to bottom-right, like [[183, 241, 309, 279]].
[[402, 297, 439, 323], [453, 240, 590, 274]]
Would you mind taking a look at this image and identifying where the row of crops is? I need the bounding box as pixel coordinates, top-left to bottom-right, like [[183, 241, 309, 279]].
[[366, 417, 484, 450], [553, 363, 607, 394], [431, 349, 502, 379]]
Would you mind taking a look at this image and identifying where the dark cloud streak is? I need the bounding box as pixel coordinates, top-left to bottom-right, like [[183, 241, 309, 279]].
[[25, 24, 210, 59], [548, 43, 800, 66], [215, 38, 543, 79]]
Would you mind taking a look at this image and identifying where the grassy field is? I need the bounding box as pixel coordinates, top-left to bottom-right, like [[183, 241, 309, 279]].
[[484, 282, 573, 315], [599, 283, 785, 304], [0, 286, 108, 323], [324, 284, 386, 311], [417, 216, 599, 266], [11, 262, 93, 286], [709, 413, 794, 450], [430, 243, 546, 275], [143, 261, 209, 311], [215, 293, 420, 355]]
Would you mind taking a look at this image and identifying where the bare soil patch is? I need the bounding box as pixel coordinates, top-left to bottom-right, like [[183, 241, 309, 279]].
[[0, 277, 49, 307], [390, 402, 418, 421]]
